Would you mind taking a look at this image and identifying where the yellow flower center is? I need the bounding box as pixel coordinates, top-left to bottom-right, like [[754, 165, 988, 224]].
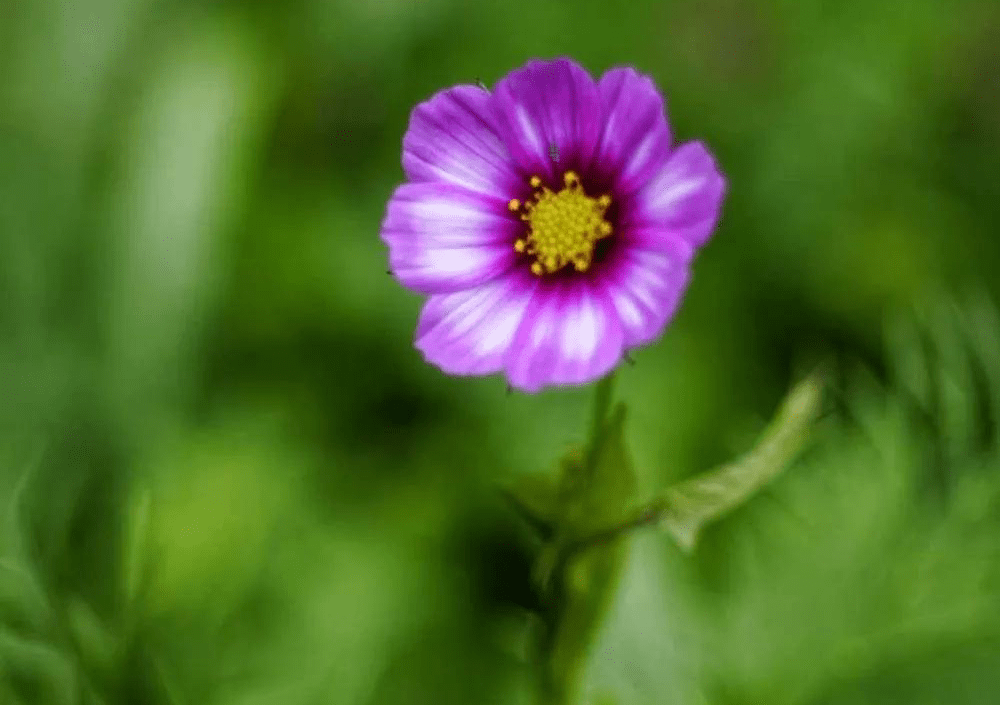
[[509, 172, 613, 276]]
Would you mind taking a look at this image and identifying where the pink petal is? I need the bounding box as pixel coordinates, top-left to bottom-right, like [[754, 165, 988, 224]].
[[630, 141, 726, 248], [594, 67, 673, 195], [505, 279, 625, 392], [492, 58, 602, 182], [599, 245, 692, 348], [381, 182, 520, 294], [403, 85, 520, 196], [416, 273, 538, 376]]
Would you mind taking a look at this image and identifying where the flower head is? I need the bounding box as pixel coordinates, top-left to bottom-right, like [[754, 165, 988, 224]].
[[382, 58, 726, 392]]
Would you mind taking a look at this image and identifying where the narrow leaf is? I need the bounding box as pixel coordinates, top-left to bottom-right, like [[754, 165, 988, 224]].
[[0, 628, 76, 705], [660, 371, 824, 552], [497, 472, 561, 540], [65, 598, 117, 677]]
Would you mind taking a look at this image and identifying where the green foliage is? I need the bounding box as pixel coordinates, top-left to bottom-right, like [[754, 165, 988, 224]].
[[2, 0, 1000, 702], [583, 298, 1000, 704], [660, 371, 824, 552], [506, 369, 825, 703]]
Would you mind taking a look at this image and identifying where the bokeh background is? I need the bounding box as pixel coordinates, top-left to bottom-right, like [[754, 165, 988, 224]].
[[3, 0, 1000, 702]]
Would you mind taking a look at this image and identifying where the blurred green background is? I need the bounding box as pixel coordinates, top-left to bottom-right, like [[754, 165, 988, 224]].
[[3, 0, 1000, 702]]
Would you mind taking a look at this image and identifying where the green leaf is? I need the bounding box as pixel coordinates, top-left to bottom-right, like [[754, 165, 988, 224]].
[[65, 598, 117, 678], [659, 371, 824, 552], [498, 472, 562, 540], [0, 628, 76, 705], [0, 560, 51, 640], [123, 488, 153, 614], [0, 454, 53, 640]]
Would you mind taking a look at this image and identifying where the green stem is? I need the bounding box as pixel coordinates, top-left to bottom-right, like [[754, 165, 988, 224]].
[[535, 372, 619, 705], [564, 497, 668, 555], [537, 371, 618, 588]]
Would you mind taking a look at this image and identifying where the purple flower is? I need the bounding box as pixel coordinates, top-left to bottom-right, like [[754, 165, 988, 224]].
[[381, 58, 726, 392]]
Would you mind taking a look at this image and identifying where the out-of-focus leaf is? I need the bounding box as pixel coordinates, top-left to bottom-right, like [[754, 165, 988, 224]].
[[0, 454, 52, 639], [0, 560, 51, 640], [2, 449, 42, 566], [65, 598, 117, 679], [886, 294, 1000, 468], [660, 372, 824, 552], [103, 18, 279, 423], [498, 472, 561, 540], [122, 488, 153, 614], [0, 629, 76, 705]]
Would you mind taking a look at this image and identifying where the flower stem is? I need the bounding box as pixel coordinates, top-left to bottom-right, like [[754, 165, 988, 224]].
[[535, 371, 619, 705]]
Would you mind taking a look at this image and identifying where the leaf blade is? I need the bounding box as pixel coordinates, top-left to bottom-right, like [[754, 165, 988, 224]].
[[660, 372, 824, 552]]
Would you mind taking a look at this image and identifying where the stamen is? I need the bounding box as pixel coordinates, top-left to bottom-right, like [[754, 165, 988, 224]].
[[509, 171, 613, 276]]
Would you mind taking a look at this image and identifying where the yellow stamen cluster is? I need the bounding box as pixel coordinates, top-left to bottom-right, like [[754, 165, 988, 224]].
[[509, 172, 613, 276]]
